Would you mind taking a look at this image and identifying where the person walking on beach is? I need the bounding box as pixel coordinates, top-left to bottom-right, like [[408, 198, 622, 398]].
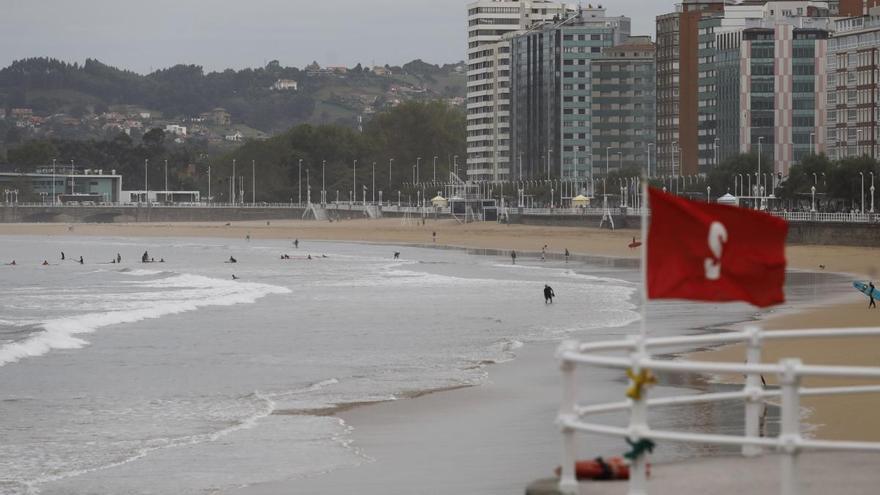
[[564, 248, 570, 263], [294, 239, 299, 249], [432, 231, 436, 243], [870, 282, 876, 309], [543, 284, 555, 304], [78, 256, 84, 265], [393, 251, 400, 260], [116, 253, 122, 263], [511, 250, 517, 265]]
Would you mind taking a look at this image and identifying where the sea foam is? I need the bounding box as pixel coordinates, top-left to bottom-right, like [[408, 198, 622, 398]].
[[0, 273, 291, 367]]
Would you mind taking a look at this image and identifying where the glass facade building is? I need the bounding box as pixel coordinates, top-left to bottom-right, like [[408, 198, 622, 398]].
[[509, 8, 630, 179]]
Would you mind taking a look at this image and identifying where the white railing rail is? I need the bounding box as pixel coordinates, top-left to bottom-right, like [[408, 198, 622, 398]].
[[556, 325, 880, 495]]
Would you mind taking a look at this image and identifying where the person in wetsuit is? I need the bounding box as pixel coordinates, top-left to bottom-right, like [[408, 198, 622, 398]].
[[544, 284, 555, 304]]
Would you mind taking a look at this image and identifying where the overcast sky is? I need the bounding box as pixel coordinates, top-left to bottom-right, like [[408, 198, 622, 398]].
[[1, 0, 669, 74]]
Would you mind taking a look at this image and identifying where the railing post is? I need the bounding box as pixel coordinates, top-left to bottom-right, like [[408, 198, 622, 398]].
[[628, 343, 648, 495], [556, 340, 579, 495], [778, 358, 802, 495], [743, 325, 763, 457]]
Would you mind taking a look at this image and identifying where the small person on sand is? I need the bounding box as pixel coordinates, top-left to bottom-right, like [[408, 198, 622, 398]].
[[870, 282, 876, 309], [294, 239, 299, 249], [142, 251, 149, 263], [246, 234, 250, 242], [511, 250, 517, 265], [432, 231, 436, 243], [78, 256, 84, 265], [565, 248, 570, 263], [117, 253, 122, 263], [393, 251, 400, 260], [544, 284, 555, 304]]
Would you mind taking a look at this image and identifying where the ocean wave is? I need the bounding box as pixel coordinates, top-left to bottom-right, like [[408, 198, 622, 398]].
[[117, 268, 166, 276], [26, 391, 277, 490], [0, 274, 291, 367]]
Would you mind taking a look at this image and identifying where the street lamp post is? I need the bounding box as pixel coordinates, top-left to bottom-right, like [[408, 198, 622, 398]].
[[453, 155, 458, 179], [714, 137, 719, 167], [416, 157, 421, 184], [164, 159, 168, 198], [298, 159, 302, 205], [870, 172, 875, 213], [372, 162, 376, 204], [252, 160, 256, 204], [232, 159, 236, 205], [605, 147, 614, 178], [860, 171, 865, 214], [389, 158, 394, 188], [144, 158, 149, 203], [546, 149, 552, 181], [207, 165, 211, 203], [757, 136, 764, 205], [322, 160, 326, 206], [811, 185, 816, 212], [51, 158, 56, 205], [671, 141, 678, 193], [353, 159, 358, 201], [433, 156, 437, 182]]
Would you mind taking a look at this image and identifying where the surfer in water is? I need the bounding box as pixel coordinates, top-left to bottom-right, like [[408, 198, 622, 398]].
[[228, 256, 237, 263], [117, 253, 122, 263], [870, 282, 876, 309], [78, 256, 84, 265], [544, 284, 555, 304], [61, 251, 65, 261], [393, 251, 400, 260], [142, 251, 149, 263], [232, 274, 239, 280]]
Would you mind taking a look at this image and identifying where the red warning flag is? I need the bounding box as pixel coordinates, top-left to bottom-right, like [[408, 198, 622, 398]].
[[647, 187, 788, 307]]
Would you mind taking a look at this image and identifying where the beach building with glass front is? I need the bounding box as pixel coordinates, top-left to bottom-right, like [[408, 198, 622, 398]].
[[0, 168, 122, 203]]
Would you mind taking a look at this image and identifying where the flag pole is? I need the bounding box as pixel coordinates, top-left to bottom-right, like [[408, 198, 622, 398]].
[[639, 176, 649, 349]]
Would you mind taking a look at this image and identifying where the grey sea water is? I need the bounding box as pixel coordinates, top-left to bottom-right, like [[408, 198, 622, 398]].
[[0, 235, 850, 494]]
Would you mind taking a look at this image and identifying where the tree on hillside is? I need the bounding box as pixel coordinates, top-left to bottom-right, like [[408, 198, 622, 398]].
[[6, 140, 57, 167]]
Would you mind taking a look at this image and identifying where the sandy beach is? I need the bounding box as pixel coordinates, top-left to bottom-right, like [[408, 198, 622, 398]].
[[3, 218, 879, 491]]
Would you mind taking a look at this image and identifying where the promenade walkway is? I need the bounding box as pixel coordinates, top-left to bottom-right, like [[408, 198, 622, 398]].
[[527, 452, 880, 494]]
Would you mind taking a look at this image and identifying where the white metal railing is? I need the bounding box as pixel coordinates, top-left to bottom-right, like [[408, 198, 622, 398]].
[[556, 325, 880, 495]]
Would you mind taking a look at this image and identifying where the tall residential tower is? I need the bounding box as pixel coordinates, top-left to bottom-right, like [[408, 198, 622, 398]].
[[466, 0, 577, 182]]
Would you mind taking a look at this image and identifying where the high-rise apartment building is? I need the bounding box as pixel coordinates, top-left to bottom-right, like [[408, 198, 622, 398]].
[[508, 7, 631, 180], [740, 18, 831, 175], [466, 0, 577, 182], [826, 8, 880, 160], [656, 0, 727, 178], [591, 37, 656, 176], [698, 1, 834, 169]]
